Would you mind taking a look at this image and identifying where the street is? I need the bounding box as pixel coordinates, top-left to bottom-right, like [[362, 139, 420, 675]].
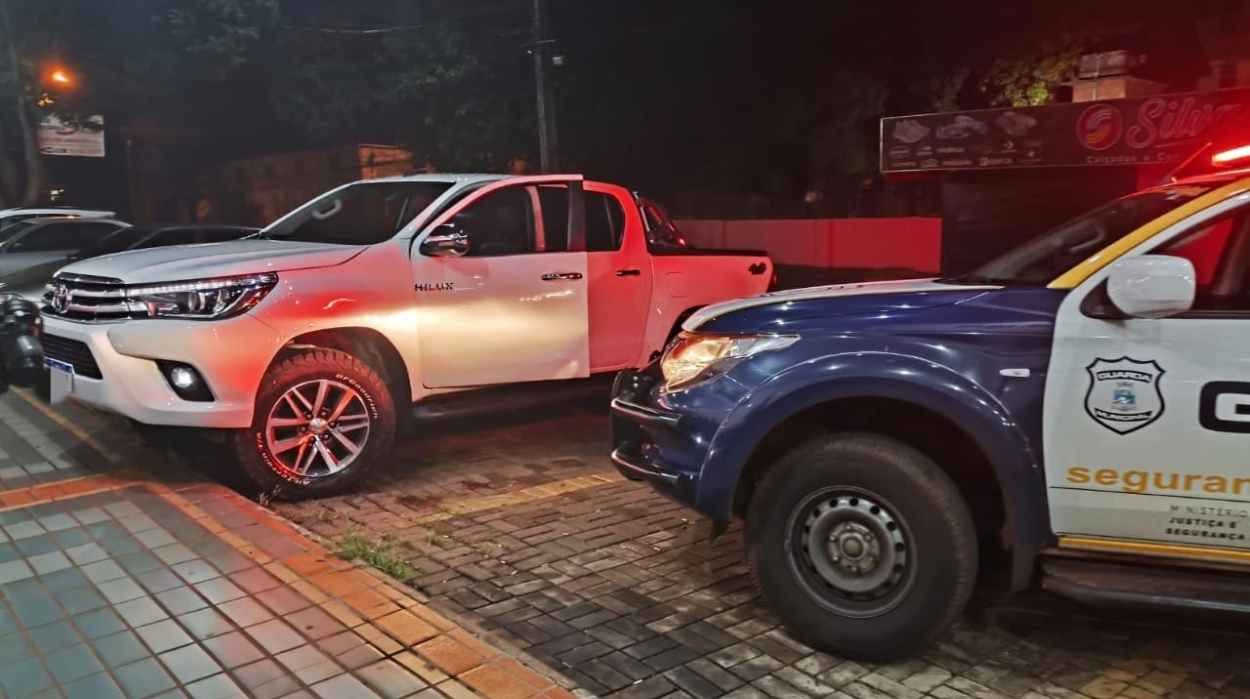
[[16, 390, 1247, 699]]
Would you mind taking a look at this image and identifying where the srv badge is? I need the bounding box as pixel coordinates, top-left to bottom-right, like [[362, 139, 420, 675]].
[[1084, 357, 1166, 435]]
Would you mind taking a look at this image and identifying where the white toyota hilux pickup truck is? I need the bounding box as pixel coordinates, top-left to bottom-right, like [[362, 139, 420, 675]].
[[39, 174, 773, 498]]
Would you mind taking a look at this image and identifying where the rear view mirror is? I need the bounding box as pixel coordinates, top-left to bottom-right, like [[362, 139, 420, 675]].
[[420, 224, 470, 257], [1106, 255, 1196, 319]]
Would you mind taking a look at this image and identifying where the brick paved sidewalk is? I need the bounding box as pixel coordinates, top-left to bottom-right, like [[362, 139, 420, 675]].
[[0, 391, 575, 699]]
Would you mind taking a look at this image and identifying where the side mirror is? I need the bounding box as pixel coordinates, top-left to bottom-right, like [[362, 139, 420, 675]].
[[1106, 254, 1196, 319], [420, 224, 470, 257]]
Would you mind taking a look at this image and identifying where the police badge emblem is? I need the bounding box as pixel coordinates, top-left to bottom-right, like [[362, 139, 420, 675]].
[[1085, 357, 1166, 435]]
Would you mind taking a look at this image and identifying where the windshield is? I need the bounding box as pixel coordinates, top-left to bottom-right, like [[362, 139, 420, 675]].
[[262, 181, 452, 245], [639, 197, 692, 250], [952, 184, 1218, 285]]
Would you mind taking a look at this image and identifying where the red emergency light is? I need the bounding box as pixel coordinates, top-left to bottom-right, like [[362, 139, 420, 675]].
[[1211, 144, 1250, 166]]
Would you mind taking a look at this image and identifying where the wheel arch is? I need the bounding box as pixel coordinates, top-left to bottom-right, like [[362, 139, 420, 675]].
[[703, 353, 1047, 590], [271, 327, 413, 412]]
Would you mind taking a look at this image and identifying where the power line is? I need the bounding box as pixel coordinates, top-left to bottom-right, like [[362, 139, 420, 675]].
[[284, 24, 424, 35]]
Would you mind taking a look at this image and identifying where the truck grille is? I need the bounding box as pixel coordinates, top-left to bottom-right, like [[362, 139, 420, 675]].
[[42, 274, 142, 322], [41, 334, 103, 379]]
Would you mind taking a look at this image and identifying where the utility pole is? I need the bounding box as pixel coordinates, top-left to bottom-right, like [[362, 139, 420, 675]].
[[531, 0, 558, 172]]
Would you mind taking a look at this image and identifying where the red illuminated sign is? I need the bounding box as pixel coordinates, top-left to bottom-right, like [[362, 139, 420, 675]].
[[1076, 104, 1124, 151]]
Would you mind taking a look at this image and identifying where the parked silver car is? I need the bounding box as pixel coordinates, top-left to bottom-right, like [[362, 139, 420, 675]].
[[0, 224, 257, 301], [0, 217, 130, 277]]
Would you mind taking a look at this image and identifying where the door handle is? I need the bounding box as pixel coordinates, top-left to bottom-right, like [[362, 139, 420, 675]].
[[541, 272, 584, 281], [615, 268, 642, 277]]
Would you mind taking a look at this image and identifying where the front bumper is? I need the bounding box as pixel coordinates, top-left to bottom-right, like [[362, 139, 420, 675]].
[[40, 314, 282, 428], [609, 369, 698, 505]]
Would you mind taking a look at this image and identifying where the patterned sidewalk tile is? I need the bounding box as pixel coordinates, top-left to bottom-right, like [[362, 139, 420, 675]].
[[0, 479, 572, 699], [0, 391, 576, 699]]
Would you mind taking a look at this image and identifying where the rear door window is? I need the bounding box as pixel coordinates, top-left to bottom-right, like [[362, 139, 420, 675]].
[[537, 187, 571, 252], [587, 192, 625, 252], [452, 186, 537, 257]]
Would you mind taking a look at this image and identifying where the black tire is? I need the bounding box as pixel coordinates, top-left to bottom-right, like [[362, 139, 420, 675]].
[[233, 349, 395, 500], [746, 432, 977, 661]]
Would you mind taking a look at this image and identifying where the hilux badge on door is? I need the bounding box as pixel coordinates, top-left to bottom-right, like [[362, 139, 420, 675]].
[[1085, 357, 1166, 435]]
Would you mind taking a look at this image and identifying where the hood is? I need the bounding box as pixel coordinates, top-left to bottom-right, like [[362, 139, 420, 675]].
[[0, 258, 62, 302], [55, 239, 366, 284], [685, 278, 998, 331]]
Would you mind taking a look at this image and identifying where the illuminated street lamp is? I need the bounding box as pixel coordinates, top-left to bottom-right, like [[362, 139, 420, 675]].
[[43, 65, 77, 90]]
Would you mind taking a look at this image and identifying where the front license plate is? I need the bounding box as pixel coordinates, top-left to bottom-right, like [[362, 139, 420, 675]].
[[44, 358, 74, 404]]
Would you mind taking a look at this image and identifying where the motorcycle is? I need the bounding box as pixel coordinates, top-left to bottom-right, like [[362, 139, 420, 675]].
[[0, 294, 44, 393]]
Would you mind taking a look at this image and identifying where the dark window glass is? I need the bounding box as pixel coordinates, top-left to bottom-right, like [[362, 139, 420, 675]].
[[455, 187, 535, 256], [1152, 211, 1250, 312], [0, 220, 37, 244], [640, 198, 691, 251], [82, 228, 151, 256], [263, 182, 451, 245], [955, 184, 1216, 285], [146, 229, 200, 247], [7, 222, 114, 252], [587, 192, 625, 252], [538, 187, 570, 252], [534, 186, 625, 252]]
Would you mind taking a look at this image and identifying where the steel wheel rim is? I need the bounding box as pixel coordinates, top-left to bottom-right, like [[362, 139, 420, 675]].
[[265, 379, 371, 479], [787, 486, 916, 618]]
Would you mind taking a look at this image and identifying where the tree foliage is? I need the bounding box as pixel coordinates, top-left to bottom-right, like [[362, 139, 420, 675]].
[[980, 38, 1085, 107], [263, 13, 533, 169], [161, 0, 279, 77]]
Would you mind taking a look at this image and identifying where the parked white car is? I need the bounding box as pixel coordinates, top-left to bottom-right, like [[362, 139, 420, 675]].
[[40, 174, 773, 498], [0, 217, 130, 276]]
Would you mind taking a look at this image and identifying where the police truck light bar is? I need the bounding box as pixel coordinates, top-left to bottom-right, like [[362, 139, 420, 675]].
[[1211, 144, 1250, 166]]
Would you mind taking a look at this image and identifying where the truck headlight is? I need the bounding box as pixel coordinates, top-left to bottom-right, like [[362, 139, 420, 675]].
[[661, 332, 798, 390], [126, 273, 278, 320]]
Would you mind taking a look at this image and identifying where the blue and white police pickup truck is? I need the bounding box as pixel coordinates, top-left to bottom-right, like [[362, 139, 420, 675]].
[[611, 150, 1250, 660]]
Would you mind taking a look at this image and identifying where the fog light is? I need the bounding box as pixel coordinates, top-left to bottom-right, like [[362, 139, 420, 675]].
[[170, 367, 196, 390], [155, 361, 214, 402]]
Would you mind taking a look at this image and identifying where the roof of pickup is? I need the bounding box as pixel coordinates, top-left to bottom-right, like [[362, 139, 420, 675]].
[[365, 173, 595, 186]]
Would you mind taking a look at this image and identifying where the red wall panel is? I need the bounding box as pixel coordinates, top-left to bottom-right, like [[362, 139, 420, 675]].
[[678, 218, 941, 273]]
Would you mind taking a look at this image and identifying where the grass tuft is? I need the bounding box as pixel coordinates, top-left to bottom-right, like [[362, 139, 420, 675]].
[[334, 530, 416, 582]]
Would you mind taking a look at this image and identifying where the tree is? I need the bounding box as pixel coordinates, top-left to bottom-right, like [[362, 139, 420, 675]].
[[0, 0, 280, 207], [979, 38, 1085, 107], [0, 0, 46, 207], [257, 2, 533, 170]]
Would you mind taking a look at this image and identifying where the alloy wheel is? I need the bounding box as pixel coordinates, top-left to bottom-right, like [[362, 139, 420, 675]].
[[265, 378, 371, 479]]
